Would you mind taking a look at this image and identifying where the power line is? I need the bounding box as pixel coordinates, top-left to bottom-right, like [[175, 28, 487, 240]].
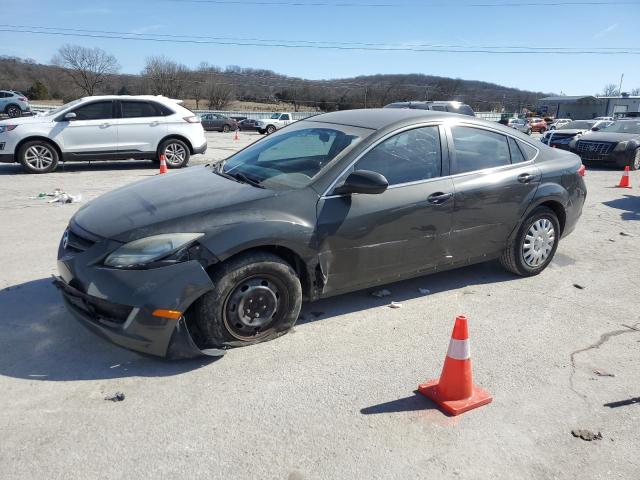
[[168, 0, 640, 7], [1, 27, 639, 55]]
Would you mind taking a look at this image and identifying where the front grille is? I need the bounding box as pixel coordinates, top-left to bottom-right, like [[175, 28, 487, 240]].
[[576, 141, 614, 155], [62, 289, 132, 325], [65, 228, 96, 253]]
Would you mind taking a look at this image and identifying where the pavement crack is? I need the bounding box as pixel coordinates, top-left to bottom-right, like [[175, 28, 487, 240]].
[[569, 323, 640, 401]]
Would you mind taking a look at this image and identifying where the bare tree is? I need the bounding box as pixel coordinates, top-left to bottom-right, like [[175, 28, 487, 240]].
[[631, 87, 640, 96], [206, 80, 235, 110], [52, 44, 120, 96], [142, 55, 189, 98], [601, 84, 619, 96]]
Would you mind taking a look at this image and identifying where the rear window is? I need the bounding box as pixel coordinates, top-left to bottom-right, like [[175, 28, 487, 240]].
[[517, 140, 538, 160], [121, 101, 160, 118]]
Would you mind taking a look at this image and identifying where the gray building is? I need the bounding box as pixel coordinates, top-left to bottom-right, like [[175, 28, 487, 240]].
[[539, 94, 640, 119]]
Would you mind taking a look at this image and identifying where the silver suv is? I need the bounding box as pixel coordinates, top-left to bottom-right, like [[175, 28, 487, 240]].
[[0, 90, 30, 118]]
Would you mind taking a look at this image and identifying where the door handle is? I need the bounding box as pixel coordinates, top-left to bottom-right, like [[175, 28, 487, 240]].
[[150, 121, 159, 126], [427, 192, 453, 204], [100, 122, 110, 128], [517, 173, 536, 183]]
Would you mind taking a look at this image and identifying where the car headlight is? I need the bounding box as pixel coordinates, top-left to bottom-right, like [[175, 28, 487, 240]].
[[614, 141, 629, 152], [104, 233, 204, 268], [0, 125, 18, 133]]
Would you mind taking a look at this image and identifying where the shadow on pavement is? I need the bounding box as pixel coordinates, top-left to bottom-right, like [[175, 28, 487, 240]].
[[603, 195, 640, 221], [0, 160, 158, 176], [360, 393, 444, 415], [0, 278, 218, 382]]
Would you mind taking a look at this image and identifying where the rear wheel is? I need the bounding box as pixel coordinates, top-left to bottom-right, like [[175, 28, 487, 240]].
[[630, 148, 640, 171], [158, 139, 190, 168], [500, 206, 560, 276], [222, 124, 230, 133], [192, 252, 302, 349], [5, 105, 21, 118], [18, 140, 59, 173], [266, 125, 276, 135]]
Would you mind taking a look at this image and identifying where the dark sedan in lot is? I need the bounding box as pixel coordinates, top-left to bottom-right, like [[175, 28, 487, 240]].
[[199, 113, 238, 132], [569, 119, 640, 170], [541, 119, 612, 150], [54, 109, 586, 358]]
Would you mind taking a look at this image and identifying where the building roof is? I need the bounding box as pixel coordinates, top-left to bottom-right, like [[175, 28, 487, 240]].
[[539, 96, 600, 104]]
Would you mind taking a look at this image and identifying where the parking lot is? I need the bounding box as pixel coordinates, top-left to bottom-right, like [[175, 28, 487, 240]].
[[1, 130, 639, 479]]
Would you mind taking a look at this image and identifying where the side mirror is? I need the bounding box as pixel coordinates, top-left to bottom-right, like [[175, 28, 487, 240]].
[[64, 112, 77, 121], [333, 170, 389, 196], [591, 127, 600, 131]]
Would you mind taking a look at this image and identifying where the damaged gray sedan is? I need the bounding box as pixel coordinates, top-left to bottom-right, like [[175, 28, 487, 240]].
[[55, 109, 586, 358]]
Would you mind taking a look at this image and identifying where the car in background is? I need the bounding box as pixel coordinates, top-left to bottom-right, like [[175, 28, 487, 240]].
[[507, 118, 532, 134], [570, 118, 640, 170], [528, 117, 548, 133], [594, 116, 614, 121], [384, 101, 475, 116], [238, 118, 260, 131], [256, 112, 294, 134], [0, 90, 30, 118], [549, 118, 572, 130], [0, 95, 207, 173], [541, 119, 612, 149], [199, 113, 238, 132], [53, 108, 586, 358]]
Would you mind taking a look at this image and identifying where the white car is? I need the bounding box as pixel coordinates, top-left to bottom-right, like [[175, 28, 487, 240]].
[[255, 112, 294, 135], [0, 95, 207, 173]]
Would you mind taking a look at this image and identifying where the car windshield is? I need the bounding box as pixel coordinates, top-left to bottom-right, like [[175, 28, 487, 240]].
[[43, 99, 83, 116], [560, 121, 594, 130], [270, 113, 281, 119], [600, 121, 640, 134], [218, 123, 363, 190]]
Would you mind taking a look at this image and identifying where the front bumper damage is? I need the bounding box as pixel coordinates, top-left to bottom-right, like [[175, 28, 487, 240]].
[[55, 232, 223, 359]]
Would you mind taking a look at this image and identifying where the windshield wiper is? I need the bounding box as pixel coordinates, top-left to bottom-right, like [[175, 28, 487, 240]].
[[230, 171, 265, 189]]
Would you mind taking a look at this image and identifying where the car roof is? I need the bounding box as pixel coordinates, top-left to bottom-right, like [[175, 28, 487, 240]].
[[78, 95, 183, 105], [306, 108, 462, 130]]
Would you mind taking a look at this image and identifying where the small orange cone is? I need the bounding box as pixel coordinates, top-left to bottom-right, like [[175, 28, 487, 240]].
[[616, 166, 631, 188], [159, 154, 168, 174], [418, 315, 492, 416], [234, 129, 239, 141]]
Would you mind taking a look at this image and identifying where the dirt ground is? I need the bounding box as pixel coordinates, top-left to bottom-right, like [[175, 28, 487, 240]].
[[0, 130, 639, 479]]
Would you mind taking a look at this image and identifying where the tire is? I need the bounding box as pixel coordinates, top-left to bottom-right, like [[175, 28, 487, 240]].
[[540, 128, 546, 134], [5, 105, 21, 118], [192, 252, 302, 349], [258, 129, 266, 135], [18, 140, 59, 174], [266, 125, 276, 135], [526, 128, 532, 135], [222, 124, 230, 133], [630, 148, 640, 171], [158, 138, 190, 168], [500, 206, 560, 277]]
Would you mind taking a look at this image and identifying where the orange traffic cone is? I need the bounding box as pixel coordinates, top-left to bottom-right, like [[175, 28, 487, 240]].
[[418, 315, 492, 416], [616, 166, 631, 188], [234, 129, 239, 141], [159, 154, 168, 174]]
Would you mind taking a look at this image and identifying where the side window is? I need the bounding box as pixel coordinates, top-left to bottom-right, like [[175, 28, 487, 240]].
[[508, 137, 526, 163], [0, 92, 9, 98], [121, 101, 159, 118], [280, 114, 291, 121], [72, 101, 114, 120], [430, 105, 446, 112], [516, 140, 538, 161], [450, 126, 510, 174], [353, 126, 442, 186]]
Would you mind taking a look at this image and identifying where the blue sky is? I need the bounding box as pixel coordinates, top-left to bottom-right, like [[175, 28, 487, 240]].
[[1, 0, 638, 95]]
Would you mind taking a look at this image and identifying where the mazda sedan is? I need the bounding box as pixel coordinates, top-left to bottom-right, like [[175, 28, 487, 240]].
[[55, 109, 586, 358]]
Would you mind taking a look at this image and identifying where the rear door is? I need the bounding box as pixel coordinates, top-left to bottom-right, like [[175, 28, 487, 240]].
[[446, 124, 541, 261], [116, 100, 168, 154], [60, 100, 118, 154]]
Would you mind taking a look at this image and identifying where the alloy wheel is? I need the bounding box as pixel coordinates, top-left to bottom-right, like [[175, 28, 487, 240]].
[[7, 106, 20, 118], [164, 143, 186, 166], [522, 218, 555, 267], [24, 145, 54, 171]]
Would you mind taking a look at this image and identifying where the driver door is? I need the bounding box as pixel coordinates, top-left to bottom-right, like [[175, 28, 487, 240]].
[[316, 125, 455, 295], [60, 100, 118, 155]]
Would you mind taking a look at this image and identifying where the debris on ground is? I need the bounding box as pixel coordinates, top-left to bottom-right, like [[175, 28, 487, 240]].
[[33, 189, 82, 204], [620, 231, 633, 237], [594, 369, 615, 377], [104, 392, 125, 402], [571, 429, 602, 441], [371, 289, 391, 298], [418, 288, 431, 295], [573, 284, 585, 290], [388, 301, 402, 309]]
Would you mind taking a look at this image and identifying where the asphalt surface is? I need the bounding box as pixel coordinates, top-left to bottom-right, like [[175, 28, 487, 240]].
[[1, 130, 639, 480]]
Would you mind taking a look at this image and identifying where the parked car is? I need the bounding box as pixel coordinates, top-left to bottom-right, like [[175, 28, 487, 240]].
[[549, 118, 572, 130], [594, 116, 614, 121], [199, 113, 238, 132], [53, 108, 586, 358], [256, 112, 294, 134], [238, 118, 260, 131], [569, 118, 640, 170], [541, 119, 612, 150], [0, 90, 30, 118], [528, 117, 548, 133], [0, 95, 207, 173], [507, 118, 532, 135], [384, 101, 475, 116]]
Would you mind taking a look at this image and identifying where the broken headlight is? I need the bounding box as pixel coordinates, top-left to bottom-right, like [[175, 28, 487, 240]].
[[104, 233, 204, 268]]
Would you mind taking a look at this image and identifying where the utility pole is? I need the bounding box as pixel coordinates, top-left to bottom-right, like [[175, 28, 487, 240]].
[[619, 73, 624, 95], [364, 86, 368, 109]]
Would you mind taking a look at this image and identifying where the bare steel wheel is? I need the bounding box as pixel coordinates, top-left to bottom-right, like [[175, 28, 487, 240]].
[[19, 140, 59, 173], [159, 139, 190, 168]]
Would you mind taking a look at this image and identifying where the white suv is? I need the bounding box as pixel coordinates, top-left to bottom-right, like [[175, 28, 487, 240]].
[[0, 95, 207, 173]]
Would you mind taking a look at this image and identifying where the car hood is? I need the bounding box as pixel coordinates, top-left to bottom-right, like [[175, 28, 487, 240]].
[[577, 132, 640, 142], [0, 115, 53, 126], [550, 129, 587, 135], [72, 165, 278, 242]]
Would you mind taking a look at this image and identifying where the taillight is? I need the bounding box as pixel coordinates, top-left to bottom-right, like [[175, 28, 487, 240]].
[[578, 165, 586, 177], [18, 97, 27, 102], [183, 116, 200, 123]]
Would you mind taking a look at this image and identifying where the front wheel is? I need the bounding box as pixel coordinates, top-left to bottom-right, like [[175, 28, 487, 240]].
[[192, 252, 302, 349], [266, 125, 276, 135], [158, 139, 190, 168], [19, 140, 59, 173], [526, 128, 532, 135], [630, 148, 640, 171], [500, 206, 560, 276], [222, 124, 230, 133]]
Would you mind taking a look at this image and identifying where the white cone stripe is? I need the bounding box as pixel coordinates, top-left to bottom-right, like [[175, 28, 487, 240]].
[[447, 338, 471, 360]]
